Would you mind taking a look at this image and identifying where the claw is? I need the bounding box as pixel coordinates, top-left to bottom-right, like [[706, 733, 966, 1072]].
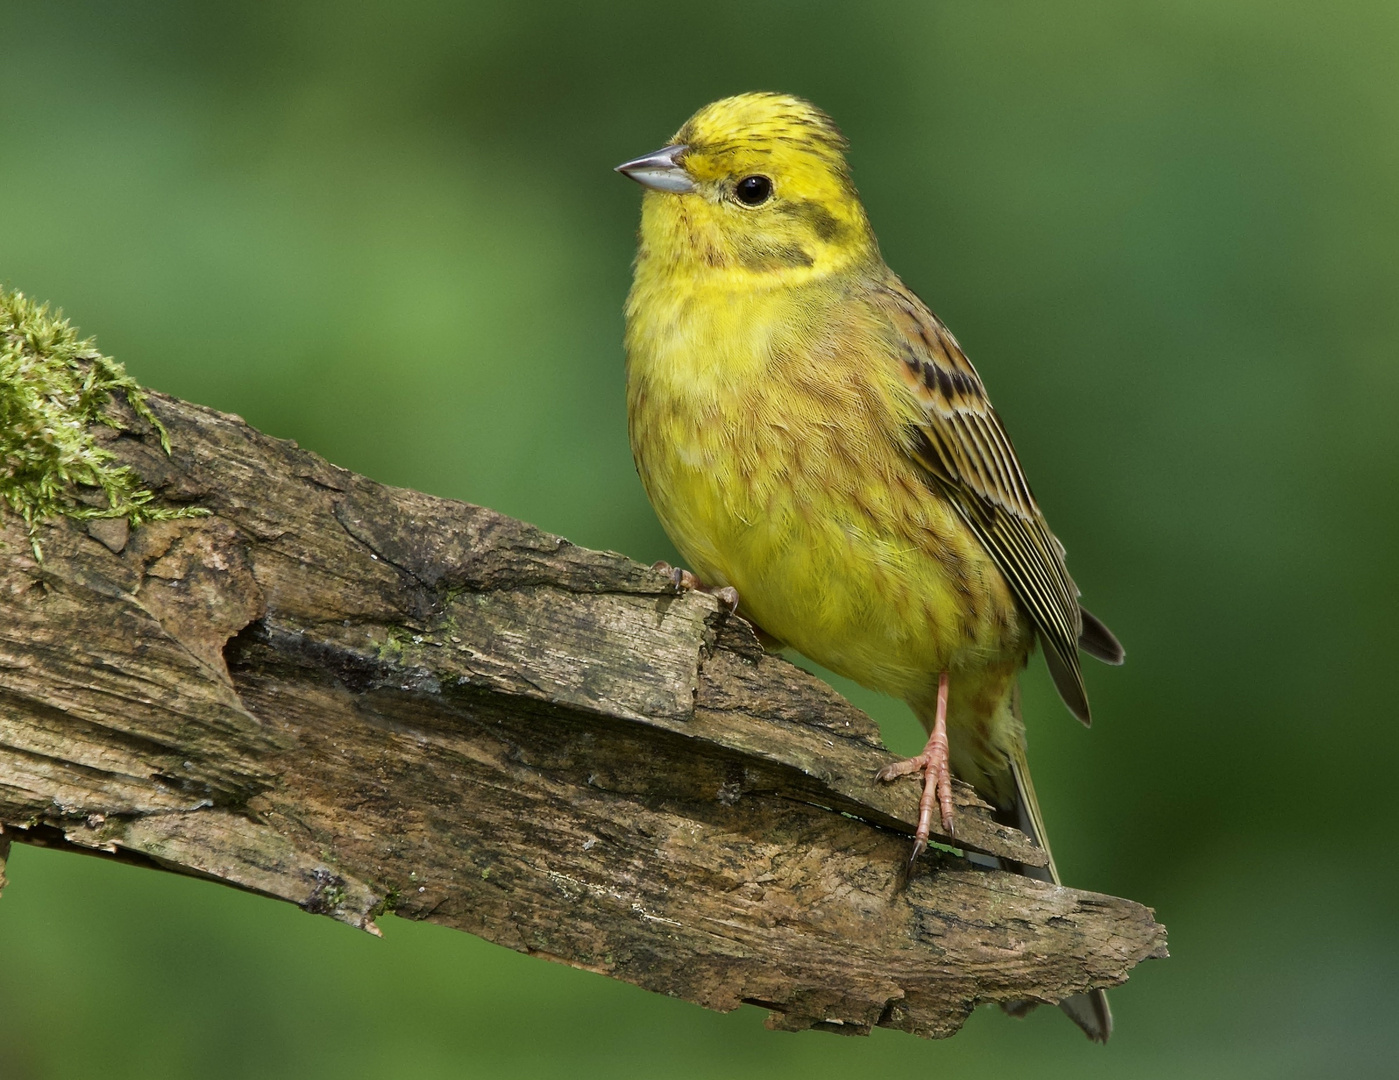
[[876, 671, 955, 859], [651, 561, 693, 593], [651, 562, 740, 614]]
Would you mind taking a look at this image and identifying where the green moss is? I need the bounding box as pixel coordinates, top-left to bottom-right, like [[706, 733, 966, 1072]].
[[375, 625, 415, 662], [0, 287, 204, 557]]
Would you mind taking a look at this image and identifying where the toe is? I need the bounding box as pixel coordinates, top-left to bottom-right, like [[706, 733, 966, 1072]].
[[936, 769, 956, 837], [650, 561, 686, 593], [875, 755, 926, 782]]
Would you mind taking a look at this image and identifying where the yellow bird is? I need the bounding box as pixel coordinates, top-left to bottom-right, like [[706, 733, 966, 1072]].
[[618, 92, 1124, 1042]]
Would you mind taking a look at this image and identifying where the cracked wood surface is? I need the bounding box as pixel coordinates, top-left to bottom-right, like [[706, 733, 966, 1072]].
[[0, 388, 1165, 1039]]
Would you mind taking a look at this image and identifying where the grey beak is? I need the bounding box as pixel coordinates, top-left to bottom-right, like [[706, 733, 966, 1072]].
[[615, 144, 695, 193]]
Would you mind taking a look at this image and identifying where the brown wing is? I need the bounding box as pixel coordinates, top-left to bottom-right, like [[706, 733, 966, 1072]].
[[874, 279, 1122, 724]]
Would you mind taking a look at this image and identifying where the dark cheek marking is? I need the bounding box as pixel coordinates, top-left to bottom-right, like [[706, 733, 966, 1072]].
[[775, 244, 815, 268], [778, 199, 847, 243], [738, 243, 814, 270], [805, 203, 844, 242]]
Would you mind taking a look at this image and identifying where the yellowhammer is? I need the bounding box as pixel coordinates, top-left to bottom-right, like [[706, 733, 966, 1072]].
[[618, 92, 1124, 1042]]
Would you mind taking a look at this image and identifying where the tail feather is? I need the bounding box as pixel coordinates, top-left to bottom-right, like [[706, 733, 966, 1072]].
[[997, 701, 1113, 1043], [1044, 607, 1122, 726], [1058, 986, 1114, 1044], [1043, 637, 1092, 727], [1079, 606, 1124, 665]]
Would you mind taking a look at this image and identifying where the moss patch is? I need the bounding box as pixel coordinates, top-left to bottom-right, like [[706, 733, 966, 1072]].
[[1, 286, 204, 557]]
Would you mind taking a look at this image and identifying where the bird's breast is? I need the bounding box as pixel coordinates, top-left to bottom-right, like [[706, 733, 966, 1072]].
[[625, 272, 1027, 701]]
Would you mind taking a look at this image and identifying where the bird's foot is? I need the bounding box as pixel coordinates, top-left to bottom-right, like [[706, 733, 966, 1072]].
[[876, 670, 954, 861], [651, 561, 739, 614]]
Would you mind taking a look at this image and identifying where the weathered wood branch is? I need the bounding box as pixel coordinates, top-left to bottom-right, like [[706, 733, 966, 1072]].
[[0, 388, 1165, 1039]]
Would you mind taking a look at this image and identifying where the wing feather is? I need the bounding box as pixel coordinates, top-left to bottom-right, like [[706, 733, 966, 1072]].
[[875, 279, 1116, 723]]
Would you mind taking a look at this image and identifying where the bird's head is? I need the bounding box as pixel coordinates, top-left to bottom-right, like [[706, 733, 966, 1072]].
[[618, 93, 879, 282]]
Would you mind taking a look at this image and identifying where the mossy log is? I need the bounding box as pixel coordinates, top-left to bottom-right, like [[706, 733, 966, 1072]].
[[0, 386, 1165, 1039]]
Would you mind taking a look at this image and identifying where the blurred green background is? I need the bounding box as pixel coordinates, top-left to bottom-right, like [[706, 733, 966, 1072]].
[[3, 1, 1397, 1077]]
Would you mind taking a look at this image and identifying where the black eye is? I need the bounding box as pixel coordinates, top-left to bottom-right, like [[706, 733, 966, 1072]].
[[734, 175, 773, 206]]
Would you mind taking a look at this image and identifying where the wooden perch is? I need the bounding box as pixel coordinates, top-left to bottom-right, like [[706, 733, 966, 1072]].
[[0, 387, 1165, 1039]]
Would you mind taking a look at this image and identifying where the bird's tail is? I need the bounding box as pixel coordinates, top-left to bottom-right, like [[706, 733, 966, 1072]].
[[996, 690, 1113, 1043]]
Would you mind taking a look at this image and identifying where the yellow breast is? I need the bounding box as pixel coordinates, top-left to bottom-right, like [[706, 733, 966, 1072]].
[[625, 268, 1028, 706]]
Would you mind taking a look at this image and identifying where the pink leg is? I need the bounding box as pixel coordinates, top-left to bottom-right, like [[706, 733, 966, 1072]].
[[651, 561, 739, 614], [876, 671, 955, 861]]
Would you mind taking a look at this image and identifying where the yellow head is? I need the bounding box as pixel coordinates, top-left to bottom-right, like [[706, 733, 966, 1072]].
[[618, 93, 879, 282]]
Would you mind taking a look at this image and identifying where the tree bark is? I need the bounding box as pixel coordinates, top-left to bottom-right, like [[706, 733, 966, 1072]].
[[0, 389, 1165, 1039]]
